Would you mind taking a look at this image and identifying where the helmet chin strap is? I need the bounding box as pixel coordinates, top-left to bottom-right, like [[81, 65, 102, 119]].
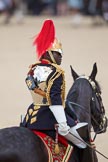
[[48, 51, 56, 64]]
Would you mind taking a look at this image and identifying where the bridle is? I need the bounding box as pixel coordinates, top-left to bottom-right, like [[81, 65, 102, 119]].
[[66, 76, 107, 138], [86, 76, 107, 134], [66, 75, 108, 159]]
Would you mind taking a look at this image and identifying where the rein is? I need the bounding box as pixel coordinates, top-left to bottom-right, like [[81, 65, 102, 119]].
[[69, 76, 106, 133], [69, 131, 108, 160], [66, 100, 102, 136], [66, 102, 108, 159]]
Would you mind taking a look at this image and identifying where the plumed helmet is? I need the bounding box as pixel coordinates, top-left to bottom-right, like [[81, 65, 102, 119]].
[[33, 19, 63, 59]]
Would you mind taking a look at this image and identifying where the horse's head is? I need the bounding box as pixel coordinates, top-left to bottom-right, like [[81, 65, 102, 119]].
[[67, 63, 107, 134]]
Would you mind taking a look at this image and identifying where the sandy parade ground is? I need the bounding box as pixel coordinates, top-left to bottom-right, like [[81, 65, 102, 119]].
[[0, 15, 108, 161]]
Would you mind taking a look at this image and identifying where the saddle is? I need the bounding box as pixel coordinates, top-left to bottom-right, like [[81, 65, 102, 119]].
[[32, 130, 74, 162]]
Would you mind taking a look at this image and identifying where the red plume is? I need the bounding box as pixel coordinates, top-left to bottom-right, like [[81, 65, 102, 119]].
[[33, 19, 55, 59]]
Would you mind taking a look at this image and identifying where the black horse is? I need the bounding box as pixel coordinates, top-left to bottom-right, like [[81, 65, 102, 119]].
[[66, 63, 107, 162], [0, 63, 107, 162]]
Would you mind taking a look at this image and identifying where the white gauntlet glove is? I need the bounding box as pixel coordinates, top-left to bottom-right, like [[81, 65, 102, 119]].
[[49, 105, 87, 148], [49, 105, 70, 135]]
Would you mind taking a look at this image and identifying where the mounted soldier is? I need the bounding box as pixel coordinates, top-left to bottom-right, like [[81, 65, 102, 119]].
[[21, 19, 88, 149]]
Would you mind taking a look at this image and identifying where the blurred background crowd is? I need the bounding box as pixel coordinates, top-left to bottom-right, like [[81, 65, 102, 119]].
[[0, 0, 108, 25]]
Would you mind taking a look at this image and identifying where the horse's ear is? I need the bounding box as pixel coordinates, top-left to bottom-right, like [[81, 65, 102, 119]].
[[89, 62, 97, 80], [70, 65, 79, 81]]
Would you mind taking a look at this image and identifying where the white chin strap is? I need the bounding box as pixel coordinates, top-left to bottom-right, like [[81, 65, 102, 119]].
[[48, 51, 56, 64]]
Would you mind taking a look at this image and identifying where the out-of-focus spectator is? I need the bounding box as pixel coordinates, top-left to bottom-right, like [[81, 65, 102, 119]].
[[57, 0, 68, 15], [25, 0, 58, 16], [14, 0, 26, 23], [87, 0, 104, 25], [0, 0, 13, 11], [82, 0, 89, 15], [26, 0, 43, 15], [82, 0, 103, 16], [88, 0, 97, 15], [0, 0, 6, 11], [50, 0, 58, 15], [39, 0, 59, 16], [67, 0, 84, 26], [96, 0, 103, 15], [40, 0, 56, 15], [0, 0, 16, 24], [21, 0, 67, 16], [102, 0, 108, 22], [26, 0, 52, 15]]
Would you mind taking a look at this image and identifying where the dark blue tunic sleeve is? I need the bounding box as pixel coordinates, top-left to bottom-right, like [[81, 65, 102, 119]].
[[50, 74, 63, 105]]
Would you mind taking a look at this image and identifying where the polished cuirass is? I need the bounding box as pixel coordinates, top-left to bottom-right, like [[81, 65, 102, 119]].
[[26, 63, 65, 107], [30, 65, 53, 105]]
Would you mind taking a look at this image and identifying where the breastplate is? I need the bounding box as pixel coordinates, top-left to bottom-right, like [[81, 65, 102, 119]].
[[30, 65, 53, 105]]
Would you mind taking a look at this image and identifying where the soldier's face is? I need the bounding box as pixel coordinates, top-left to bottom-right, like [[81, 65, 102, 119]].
[[52, 51, 62, 65]]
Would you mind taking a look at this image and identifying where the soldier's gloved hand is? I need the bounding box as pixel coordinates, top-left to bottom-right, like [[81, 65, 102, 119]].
[[49, 105, 70, 136]]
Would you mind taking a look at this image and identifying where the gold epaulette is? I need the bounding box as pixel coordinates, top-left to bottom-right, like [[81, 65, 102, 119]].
[[46, 64, 66, 107]]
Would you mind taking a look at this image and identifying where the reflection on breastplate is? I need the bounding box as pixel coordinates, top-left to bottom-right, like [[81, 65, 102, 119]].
[[28, 65, 53, 105]]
